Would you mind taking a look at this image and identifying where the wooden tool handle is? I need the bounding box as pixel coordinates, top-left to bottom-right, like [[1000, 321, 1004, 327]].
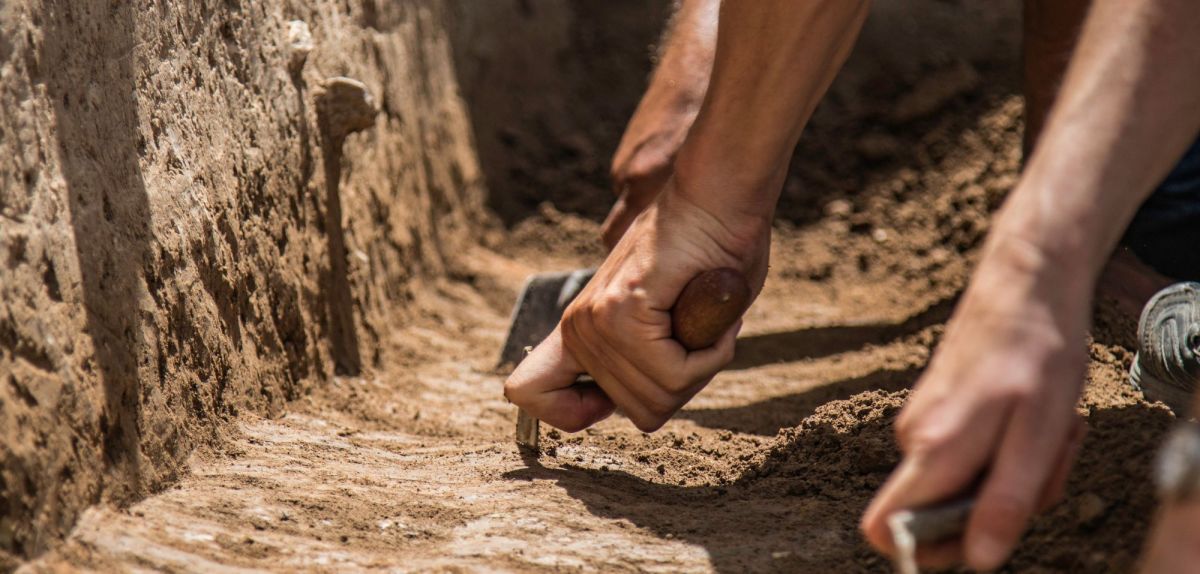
[[671, 268, 752, 351]]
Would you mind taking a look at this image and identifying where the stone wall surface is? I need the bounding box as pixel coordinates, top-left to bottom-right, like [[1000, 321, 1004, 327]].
[[0, 0, 488, 561]]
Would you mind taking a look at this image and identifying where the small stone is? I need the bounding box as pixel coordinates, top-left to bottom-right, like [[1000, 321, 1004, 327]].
[[317, 77, 378, 142], [287, 20, 314, 73], [929, 247, 951, 264], [890, 60, 981, 123], [1075, 492, 1108, 524], [872, 228, 890, 243], [855, 132, 901, 160], [824, 199, 852, 217]]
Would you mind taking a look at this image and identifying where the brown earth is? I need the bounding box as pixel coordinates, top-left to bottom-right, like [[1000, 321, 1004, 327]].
[[22, 83, 1177, 574], [0, 1, 1180, 574]]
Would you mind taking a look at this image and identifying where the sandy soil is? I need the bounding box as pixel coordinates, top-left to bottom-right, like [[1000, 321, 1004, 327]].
[[18, 88, 1177, 573]]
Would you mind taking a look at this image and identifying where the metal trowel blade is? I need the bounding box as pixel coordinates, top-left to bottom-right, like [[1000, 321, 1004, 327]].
[[499, 268, 596, 449]]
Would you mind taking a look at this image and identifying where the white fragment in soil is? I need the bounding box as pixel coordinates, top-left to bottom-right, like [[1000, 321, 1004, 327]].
[[182, 531, 216, 543], [378, 519, 393, 530], [287, 20, 314, 73], [825, 199, 852, 217], [888, 511, 919, 574]]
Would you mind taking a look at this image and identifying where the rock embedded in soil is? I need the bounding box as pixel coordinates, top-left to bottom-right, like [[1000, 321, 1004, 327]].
[[287, 20, 314, 73]]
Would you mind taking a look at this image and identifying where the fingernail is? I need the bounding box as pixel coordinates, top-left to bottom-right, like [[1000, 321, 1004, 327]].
[[968, 532, 1009, 570]]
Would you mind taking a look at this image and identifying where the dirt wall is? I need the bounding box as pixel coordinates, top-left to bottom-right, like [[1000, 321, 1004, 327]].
[[447, 0, 671, 223], [0, 0, 488, 561]]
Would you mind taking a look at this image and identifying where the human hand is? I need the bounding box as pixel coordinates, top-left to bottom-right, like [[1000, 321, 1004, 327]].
[[602, 86, 704, 250], [506, 178, 770, 432], [861, 235, 1091, 570], [602, 0, 717, 250]]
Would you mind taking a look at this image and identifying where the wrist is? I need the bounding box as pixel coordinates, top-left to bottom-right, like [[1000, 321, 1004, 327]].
[[671, 142, 785, 225], [659, 176, 773, 253], [969, 226, 1097, 332], [989, 180, 1112, 287]]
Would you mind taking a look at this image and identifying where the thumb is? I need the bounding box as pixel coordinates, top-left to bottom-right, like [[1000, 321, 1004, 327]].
[[503, 327, 616, 433]]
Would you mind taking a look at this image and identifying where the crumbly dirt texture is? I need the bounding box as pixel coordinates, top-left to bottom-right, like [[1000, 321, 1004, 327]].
[[1, 1, 1179, 573]]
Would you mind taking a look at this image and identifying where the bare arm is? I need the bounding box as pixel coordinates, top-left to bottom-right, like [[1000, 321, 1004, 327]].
[[507, 0, 869, 433], [863, 0, 1200, 569], [1006, 0, 1200, 276], [603, 0, 719, 248], [678, 0, 870, 215]]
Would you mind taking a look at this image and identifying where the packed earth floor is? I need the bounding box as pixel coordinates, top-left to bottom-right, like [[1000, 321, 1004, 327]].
[[22, 88, 1176, 574]]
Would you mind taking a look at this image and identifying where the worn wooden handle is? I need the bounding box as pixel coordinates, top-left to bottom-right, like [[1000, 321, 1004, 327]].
[[671, 268, 752, 351]]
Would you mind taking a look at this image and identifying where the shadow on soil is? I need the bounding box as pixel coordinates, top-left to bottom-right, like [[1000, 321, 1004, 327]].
[[675, 295, 954, 436], [729, 295, 956, 370], [506, 410, 902, 571], [509, 403, 1174, 573], [678, 366, 922, 436]]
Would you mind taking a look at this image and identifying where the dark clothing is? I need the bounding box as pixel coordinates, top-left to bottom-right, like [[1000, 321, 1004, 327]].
[[1124, 138, 1200, 281]]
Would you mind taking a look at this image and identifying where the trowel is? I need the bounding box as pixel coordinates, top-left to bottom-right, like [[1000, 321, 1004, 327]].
[[498, 268, 597, 450], [499, 267, 751, 451]]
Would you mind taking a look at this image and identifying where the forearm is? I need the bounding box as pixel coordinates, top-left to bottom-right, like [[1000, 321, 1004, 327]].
[[653, 0, 720, 102], [676, 0, 870, 221], [997, 0, 1200, 282], [610, 0, 718, 189]]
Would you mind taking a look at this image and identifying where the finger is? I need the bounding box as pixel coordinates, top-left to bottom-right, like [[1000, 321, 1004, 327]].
[[600, 195, 637, 251], [1141, 500, 1200, 573], [965, 402, 1077, 571], [913, 538, 965, 570], [861, 397, 1011, 556], [681, 319, 741, 384], [563, 309, 677, 431], [1037, 417, 1086, 512], [504, 327, 616, 432], [601, 181, 659, 251]]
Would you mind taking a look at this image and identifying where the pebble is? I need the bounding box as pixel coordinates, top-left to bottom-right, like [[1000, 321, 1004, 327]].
[[1075, 492, 1108, 524], [825, 199, 852, 217], [287, 20, 314, 73], [317, 77, 378, 141]]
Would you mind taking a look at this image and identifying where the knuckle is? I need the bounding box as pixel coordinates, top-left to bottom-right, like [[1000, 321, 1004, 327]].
[[981, 489, 1036, 525], [559, 316, 581, 349], [720, 345, 736, 367], [903, 426, 956, 460], [590, 298, 618, 334], [557, 418, 590, 434], [990, 382, 1037, 407], [502, 378, 525, 404], [649, 389, 683, 417], [660, 374, 693, 395], [632, 413, 668, 433]]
